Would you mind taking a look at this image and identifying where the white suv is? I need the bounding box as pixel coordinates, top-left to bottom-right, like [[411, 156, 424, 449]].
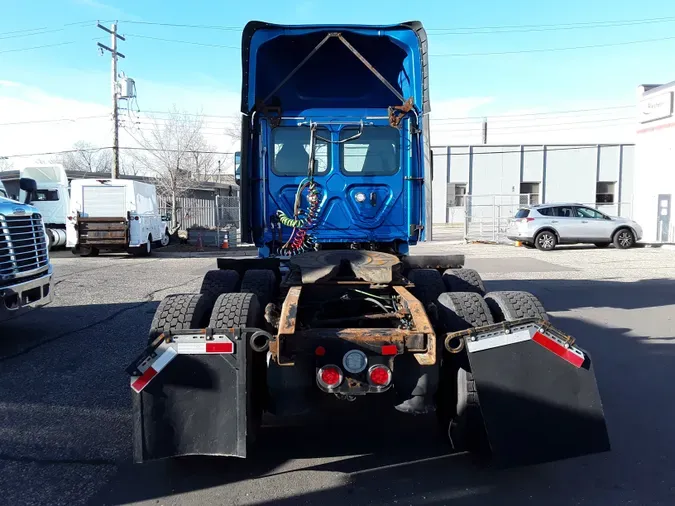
[[507, 203, 643, 251]]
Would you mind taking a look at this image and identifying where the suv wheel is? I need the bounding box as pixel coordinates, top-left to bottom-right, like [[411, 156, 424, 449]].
[[614, 228, 635, 249], [534, 230, 557, 251]]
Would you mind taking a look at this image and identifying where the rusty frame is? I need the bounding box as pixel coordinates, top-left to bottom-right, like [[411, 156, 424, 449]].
[[270, 284, 436, 367]]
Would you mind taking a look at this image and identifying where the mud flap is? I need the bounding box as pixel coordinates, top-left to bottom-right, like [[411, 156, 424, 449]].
[[459, 319, 611, 467], [127, 328, 269, 463]]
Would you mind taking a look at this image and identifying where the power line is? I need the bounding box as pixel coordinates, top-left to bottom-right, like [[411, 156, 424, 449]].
[[431, 35, 675, 57], [121, 20, 241, 31], [433, 117, 635, 131], [431, 105, 634, 122], [427, 15, 675, 34], [0, 115, 109, 127], [2, 146, 237, 159], [0, 41, 76, 54], [126, 33, 239, 49]]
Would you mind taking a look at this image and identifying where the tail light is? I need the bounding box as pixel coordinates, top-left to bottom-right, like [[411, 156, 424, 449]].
[[520, 217, 535, 223], [367, 365, 392, 388], [317, 365, 343, 390]]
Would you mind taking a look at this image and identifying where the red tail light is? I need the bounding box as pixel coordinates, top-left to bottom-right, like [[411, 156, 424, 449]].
[[381, 344, 398, 356], [368, 365, 392, 387], [317, 365, 343, 390], [520, 217, 535, 223]]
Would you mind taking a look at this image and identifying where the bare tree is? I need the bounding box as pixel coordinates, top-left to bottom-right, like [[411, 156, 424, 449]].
[[120, 153, 143, 176], [129, 107, 217, 228], [0, 157, 13, 172], [51, 141, 112, 173]]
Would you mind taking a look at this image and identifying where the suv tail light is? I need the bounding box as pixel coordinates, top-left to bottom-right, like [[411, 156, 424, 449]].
[[520, 218, 535, 223]]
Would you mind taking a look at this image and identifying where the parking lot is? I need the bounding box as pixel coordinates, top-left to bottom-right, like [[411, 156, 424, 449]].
[[1, 243, 675, 506]]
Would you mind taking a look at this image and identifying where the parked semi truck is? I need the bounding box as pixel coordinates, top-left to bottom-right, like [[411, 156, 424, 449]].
[[17, 164, 69, 250], [127, 21, 610, 467], [66, 178, 170, 256], [0, 177, 54, 322]]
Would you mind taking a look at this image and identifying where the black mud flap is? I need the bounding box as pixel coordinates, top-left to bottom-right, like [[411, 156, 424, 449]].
[[461, 320, 611, 467], [129, 330, 256, 463]]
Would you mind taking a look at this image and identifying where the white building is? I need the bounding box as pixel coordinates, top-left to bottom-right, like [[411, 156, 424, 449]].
[[431, 144, 634, 227], [634, 82, 675, 243]]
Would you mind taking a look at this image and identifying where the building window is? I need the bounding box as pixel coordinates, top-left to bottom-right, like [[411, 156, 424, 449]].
[[447, 183, 467, 207], [596, 182, 616, 204], [520, 182, 540, 205]]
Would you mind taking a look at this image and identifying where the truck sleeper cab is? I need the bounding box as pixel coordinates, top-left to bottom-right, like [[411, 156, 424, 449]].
[[66, 179, 170, 257]]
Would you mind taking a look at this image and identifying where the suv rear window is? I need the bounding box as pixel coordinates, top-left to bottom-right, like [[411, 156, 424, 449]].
[[515, 209, 530, 218]]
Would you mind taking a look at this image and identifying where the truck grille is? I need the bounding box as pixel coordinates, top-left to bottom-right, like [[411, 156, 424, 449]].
[[0, 213, 49, 282]]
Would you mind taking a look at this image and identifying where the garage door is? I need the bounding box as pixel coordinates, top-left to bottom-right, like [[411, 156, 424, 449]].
[[82, 185, 126, 217]]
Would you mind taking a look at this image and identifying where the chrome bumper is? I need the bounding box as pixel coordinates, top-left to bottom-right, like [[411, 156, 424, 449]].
[[0, 265, 54, 322]]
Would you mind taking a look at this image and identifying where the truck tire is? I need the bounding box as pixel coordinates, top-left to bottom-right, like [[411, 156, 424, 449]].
[[199, 269, 240, 302], [149, 293, 211, 341], [240, 269, 277, 309], [484, 291, 549, 322], [442, 268, 486, 295], [408, 269, 445, 309], [434, 292, 492, 454], [435, 292, 494, 331], [209, 292, 265, 434], [80, 246, 99, 257]]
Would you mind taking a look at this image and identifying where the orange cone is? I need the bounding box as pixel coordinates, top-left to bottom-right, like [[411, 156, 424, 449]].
[[221, 232, 229, 249]]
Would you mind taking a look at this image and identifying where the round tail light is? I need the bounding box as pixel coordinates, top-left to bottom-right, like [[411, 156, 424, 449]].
[[317, 365, 343, 390], [368, 365, 392, 388]]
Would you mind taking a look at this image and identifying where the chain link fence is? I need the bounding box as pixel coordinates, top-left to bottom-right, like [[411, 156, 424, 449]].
[[159, 195, 242, 247]]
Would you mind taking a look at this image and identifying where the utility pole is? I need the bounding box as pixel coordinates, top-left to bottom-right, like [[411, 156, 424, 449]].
[[97, 22, 125, 179], [481, 117, 488, 145]]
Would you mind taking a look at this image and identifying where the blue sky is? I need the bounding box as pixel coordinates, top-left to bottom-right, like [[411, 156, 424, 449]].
[[1, 0, 675, 157]]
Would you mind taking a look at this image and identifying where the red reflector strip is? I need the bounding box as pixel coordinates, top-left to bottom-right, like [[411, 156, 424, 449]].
[[381, 344, 398, 356], [131, 367, 157, 393], [206, 342, 233, 353], [532, 331, 585, 368], [130, 347, 177, 393]]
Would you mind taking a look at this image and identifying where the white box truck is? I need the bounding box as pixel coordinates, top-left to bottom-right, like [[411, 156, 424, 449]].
[[17, 164, 69, 250], [66, 179, 170, 257]]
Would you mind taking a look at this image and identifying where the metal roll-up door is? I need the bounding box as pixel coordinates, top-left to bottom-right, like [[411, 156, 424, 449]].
[[82, 185, 126, 217]]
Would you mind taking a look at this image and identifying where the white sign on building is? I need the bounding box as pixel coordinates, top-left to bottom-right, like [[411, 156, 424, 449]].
[[639, 91, 674, 124]]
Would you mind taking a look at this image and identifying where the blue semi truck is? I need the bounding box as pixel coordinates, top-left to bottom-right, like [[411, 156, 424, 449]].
[[127, 21, 610, 468]]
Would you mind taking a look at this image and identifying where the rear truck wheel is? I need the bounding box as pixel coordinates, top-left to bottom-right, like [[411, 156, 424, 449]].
[[240, 269, 277, 309], [534, 230, 557, 251], [199, 269, 240, 302], [407, 269, 445, 309], [160, 230, 170, 247], [149, 293, 212, 342], [209, 292, 265, 441], [433, 292, 493, 454], [442, 268, 486, 295], [79, 246, 99, 257], [594, 242, 611, 248], [613, 227, 635, 249], [484, 291, 549, 323]]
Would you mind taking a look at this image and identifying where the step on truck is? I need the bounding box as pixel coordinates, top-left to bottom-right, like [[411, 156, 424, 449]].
[[66, 178, 170, 257], [0, 177, 54, 322], [127, 21, 611, 468]]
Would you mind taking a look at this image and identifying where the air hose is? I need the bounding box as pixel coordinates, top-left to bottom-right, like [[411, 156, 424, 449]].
[[276, 180, 322, 256]]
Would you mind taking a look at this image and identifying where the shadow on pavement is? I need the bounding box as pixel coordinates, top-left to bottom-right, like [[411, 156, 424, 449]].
[[87, 279, 675, 506], [485, 277, 675, 312]]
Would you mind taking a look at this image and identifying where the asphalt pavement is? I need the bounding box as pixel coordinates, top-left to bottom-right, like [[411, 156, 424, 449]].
[[1, 244, 674, 506]]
